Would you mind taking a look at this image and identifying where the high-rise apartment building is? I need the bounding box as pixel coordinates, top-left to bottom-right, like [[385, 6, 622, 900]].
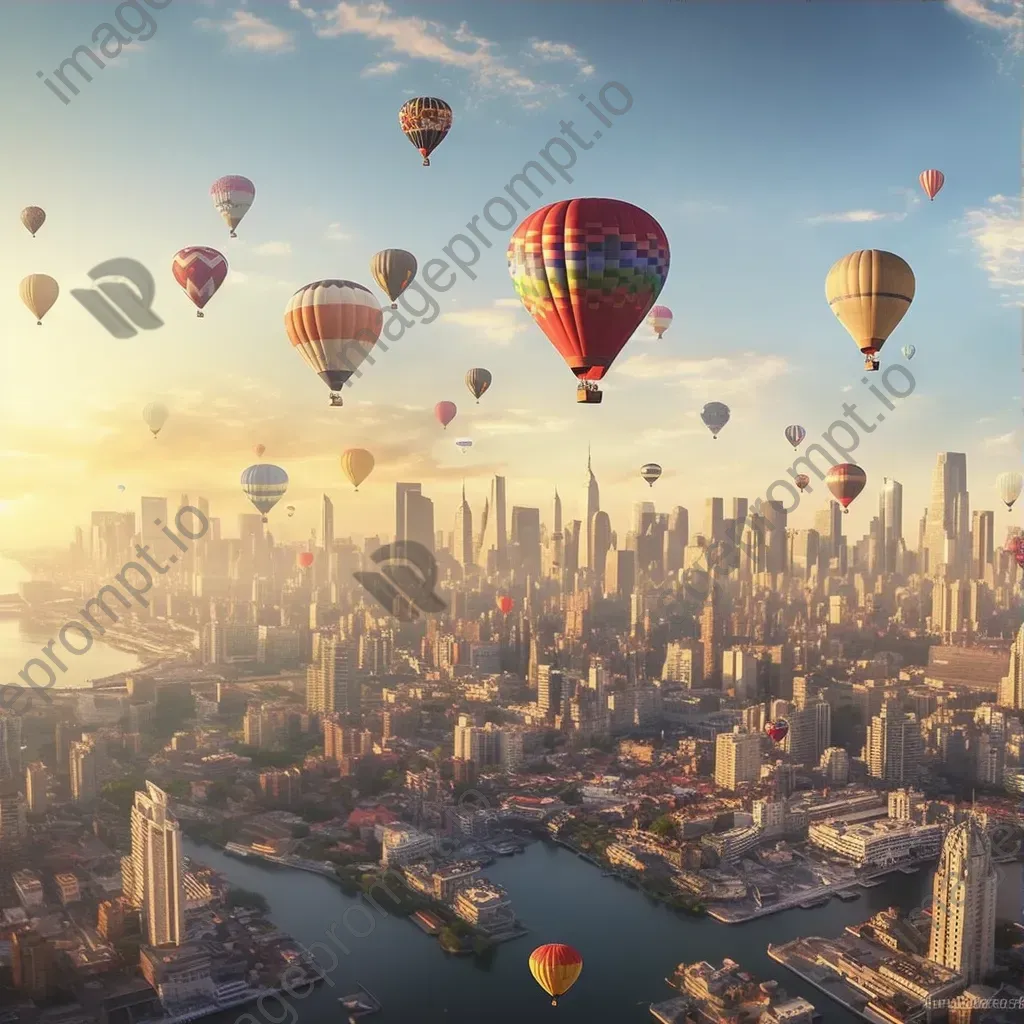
[[306, 636, 360, 716], [536, 666, 564, 719], [510, 506, 542, 579], [395, 483, 421, 544], [0, 778, 27, 850], [0, 713, 22, 781], [925, 452, 969, 577], [971, 510, 994, 580], [998, 623, 1024, 710], [700, 588, 723, 687], [865, 701, 922, 785], [121, 782, 184, 948], [928, 817, 997, 984], [714, 728, 761, 790], [70, 738, 98, 803], [878, 477, 903, 574], [25, 762, 48, 814]]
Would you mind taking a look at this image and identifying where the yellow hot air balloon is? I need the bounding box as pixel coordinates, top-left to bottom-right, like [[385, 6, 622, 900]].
[[341, 448, 374, 491], [20, 274, 59, 325], [528, 944, 583, 1006], [825, 250, 915, 371]]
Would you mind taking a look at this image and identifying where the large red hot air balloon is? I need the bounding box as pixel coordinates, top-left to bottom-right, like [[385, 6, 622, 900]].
[[298, 552, 314, 569], [497, 595, 514, 615], [435, 401, 457, 429], [172, 247, 228, 318], [825, 463, 867, 513], [919, 169, 944, 202], [508, 199, 670, 404]]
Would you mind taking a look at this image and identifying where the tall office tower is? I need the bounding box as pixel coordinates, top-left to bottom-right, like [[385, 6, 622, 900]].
[[788, 529, 820, 578], [604, 548, 636, 598], [813, 502, 843, 561], [784, 697, 832, 766], [722, 648, 757, 701], [998, 623, 1024, 709], [582, 449, 600, 569], [928, 818, 997, 984], [591, 511, 612, 587], [878, 477, 903, 574], [971, 510, 994, 580], [307, 637, 360, 716], [714, 728, 762, 790], [322, 494, 335, 552], [664, 506, 689, 573], [510, 506, 542, 579], [762, 500, 788, 573], [563, 521, 581, 580], [536, 666, 564, 719], [238, 514, 266, 581], [700, 587, 723, 687], [140, 496, 171, 562], [69, 739, 97, 803], [633, 501, 656, 537], [731, 498, 748, 531], [123, 782, 185, 948], [25, 763, 48, 814], [405, 490, 435, 554], [0, 714, 22, 781], [550, 489, 564, 579], [453, 485, 474, 570], [11, 930, 54, 1001], [395, 483, 421, 543], [740, 513, 767, 577], [925, 452, 969, 578], [477, 475, 508, 573], [865, 700, 922, 785], [702, 498, 722, 544], [0, 778, 27, 850]]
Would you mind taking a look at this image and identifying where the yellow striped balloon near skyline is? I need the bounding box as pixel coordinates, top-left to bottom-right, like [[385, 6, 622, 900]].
[[341, 448, 375, 491], [20, 274, 59, 325]]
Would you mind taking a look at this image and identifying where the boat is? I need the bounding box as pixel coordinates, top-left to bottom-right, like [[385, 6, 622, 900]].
[[835, 889, 860, 901], [898, 865, 920, 875], [800, 897, 830, 909]]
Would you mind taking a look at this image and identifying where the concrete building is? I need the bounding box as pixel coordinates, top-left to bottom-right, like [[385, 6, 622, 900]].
[[714, 728, 762, 790], [865, 701, 923, 785], [807, 819, 945, 869], [453, 881, 515, 934]]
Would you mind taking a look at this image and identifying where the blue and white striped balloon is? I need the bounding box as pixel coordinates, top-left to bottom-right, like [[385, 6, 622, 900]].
[[784, 424, 806, 449], [240, 464, 288, 521]]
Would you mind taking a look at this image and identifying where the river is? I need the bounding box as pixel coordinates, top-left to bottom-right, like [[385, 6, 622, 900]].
[[184, 838, 934, 1024], [0, 557, 140, 689]]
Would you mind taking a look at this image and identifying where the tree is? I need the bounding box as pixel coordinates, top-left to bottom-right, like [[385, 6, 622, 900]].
[[649, 815, 678, 840], [225, 888, 269, 912], [559, 786, 583, 806]]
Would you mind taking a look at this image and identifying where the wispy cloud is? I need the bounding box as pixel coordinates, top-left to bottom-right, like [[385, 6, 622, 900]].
[[963, 194, 1024, 302], [195, 10, 297, 53], [360, 59, 403, 76], [984, 430, 1017, 448], [325, 222, 354, 242], [475, 412, 572, 436], [947, 0, 1024, 51], [287, 1, 592, 105], [840, 385, 854, 393], [441, 302, 529, 344], [253, 241, 292, 256], [807, 210, 907, 226], [616, 352, 789, 398]]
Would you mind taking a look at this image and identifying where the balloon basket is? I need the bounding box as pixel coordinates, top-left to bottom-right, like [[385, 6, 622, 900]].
[[576, 385, 602, 404], [230, 231, 237, 238], [36, 320, 42, 326], [261, 516, 268, 524], [329, 393, 344, 407], [391, 303, 398, 310], [197, 311, 204, 319]]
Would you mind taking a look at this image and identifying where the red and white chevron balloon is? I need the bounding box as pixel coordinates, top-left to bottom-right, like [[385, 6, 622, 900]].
[[172, 246, 228, 313]]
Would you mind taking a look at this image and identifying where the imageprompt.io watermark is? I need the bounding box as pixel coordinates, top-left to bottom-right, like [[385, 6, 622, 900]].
[[353, 541, 447, 622], [71, 258, 164, 338]]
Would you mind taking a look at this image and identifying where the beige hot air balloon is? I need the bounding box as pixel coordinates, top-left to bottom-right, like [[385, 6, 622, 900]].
[[341, 448, 374, 491], [20, 274, 59, 325], [825, 250, 915, 371]]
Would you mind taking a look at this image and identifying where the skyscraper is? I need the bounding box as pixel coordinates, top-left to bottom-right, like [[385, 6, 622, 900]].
[[122, 782, 184, 948], [69, 738, 97, 803], [865, 701, 922, 785], [971, 510, 994, 580], [453, 485, 474, 570], [477, 475, 508, 573], [879, 477, 903, 573], [306, 636, 360, 716], [510, 506, 542, 579], [705, 497, 724, 542], [582, 449, 600, 570], [322, 494, 334, 552], [998, 623, 1024, 709], [925, 452, 969, 577], [140, 496, 170, 562], [700, 587, 722, 687], [550, 489, 563, 579], [395, 483, 421, 544], [928, 817, 997, 984]]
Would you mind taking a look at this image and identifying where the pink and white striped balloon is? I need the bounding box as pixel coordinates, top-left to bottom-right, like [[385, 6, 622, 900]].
[[211, 175, 256, 237], [919, 169, 944, 202], [647, 304, 673, 339]]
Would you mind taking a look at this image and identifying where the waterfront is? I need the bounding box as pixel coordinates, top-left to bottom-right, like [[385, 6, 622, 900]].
[[184, 838, 933, 1024]]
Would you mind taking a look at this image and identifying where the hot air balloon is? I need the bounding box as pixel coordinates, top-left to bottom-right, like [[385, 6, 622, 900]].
[[825, 463, 866, 513], [508, 198, 670, 404], [210, 175, 255, 238], [341, 448, 374, 491], [298, 552, 314, 569], [172, 247, 228, 318], [641, 463, 662, 487], [1007, 536, 1024, 569], [825, 250, 915, 371], [398, 97, 452, 166], [765, 720, 789, 743], [286, 505, 296, 518], [919, 169, 944, 202], [284, 280, 383, 406], [20, 274, 58, 324], [997, 471, 1023, 510], [253, 444, 266, 458], [240, 464, 288, 523], [370, 249, 417, 309], [794, 474, 810, 492], [647, 304, 673, 339], [902, 344, 916, 361], [528, 944, 583, 1007], [143, 402, 169, 438], [21, 207, 45, 237], [455, 438, 473, 454], [784, 425, 806, 450], [701, 402, 730, 439], [465, 368, 492, 403], [435, 401, 457, 429], [117, 484, 126, 494], [497, 595, 514, 615]]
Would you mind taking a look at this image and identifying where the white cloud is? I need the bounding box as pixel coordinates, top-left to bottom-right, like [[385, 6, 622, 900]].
[[964, 194, 1024, 300], [840, 385, 854, 393], [441, 303, 528, 344], [616, 352, 789, 397], [807, 210, 907, 226], [978, 416, 995, 424], [325, 223, 353, 242], [476, 413, 571, 436], [361, 59, 403, 76], [195, 10, 297, 52], [528, 39, 595, 76], [253, 241, 292, 256], [947, 0, 1024, 50], [287, 1, 591, 104], [492, 297, 522, 308], [984, 431, 1017, 447]]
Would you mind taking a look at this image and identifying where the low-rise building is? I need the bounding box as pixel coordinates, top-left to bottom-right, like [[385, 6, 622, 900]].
[[432, 861, 480, 901], [453, 881, 515, 934], [808, 819, 945, 869], [13, 869, 43, 909], [381, 825, 435, 866], [140, 944, 214, 1008], [701, 825, 763, 863], [54, 873, 81, 905]]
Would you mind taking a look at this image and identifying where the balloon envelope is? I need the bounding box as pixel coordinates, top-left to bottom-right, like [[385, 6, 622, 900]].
[[370, 249, 417, 307], [508, 198, 670, 383], [341, 448, 375, 490], [794, 474, 810, 492], [497, 595, 514, 615], [529, 944, 583, 1004], [284, 280, 383, 394], [21, 207, 46, 237], [298, 552, 314, 568], [919, 169, 944, 201], [253, 444, 266, 458], [20, 274, 58, 323], [286, 505, 296, 517], [465, 368, 492, 401], [640, 463, 662, 486], [765, 720, 789, 743], [825, 463, 867, 509], [701, 402, 730, 437], [210, 175, 255, 236], [996, 471, 1023, 509], [647, 304, 673, 339], [399, 97, 452, 166], [902, 344, 916, 361], [784, 425, 806, 449], [240, 464, 288, 519], [435, 401, 457, 428], [117, 484, 126, 493], [143, 402, 169, 436], [172, 247, 228, 311]]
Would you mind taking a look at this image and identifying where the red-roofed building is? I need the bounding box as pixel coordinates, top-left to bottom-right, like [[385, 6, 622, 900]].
[[346, 807, 399, 841]]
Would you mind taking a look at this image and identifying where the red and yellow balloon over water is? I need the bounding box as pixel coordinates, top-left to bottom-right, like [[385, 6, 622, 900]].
[[528, 944, 583, 1006]]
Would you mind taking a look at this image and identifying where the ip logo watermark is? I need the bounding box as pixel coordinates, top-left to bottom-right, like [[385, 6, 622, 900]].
[[71, 258, 163, 339], [353, 541, 446, 621]]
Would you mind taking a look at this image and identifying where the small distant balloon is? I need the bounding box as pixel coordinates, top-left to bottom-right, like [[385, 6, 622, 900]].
[[902, 344, 916, 361], [647, 305, 673, 339], [466, 368, 492, 403], [370, 249, 417, 309], [497, 595, 514, 615], [117, 484, 126, 494], [794, 474, 810, 492], [298, 552, 314, 569], [240, 464, 288, 523], [172, 247, 228, 318], [286, 505, 296, 518], [253, 444, 266, 458], [784, 425, 806, 450], [341, 448, 375, 491], [765, 720, 789, 743], [701, 402, 730, 439], [20, 274, 58, 325], [996, 471, 1023, 510], [435, 401, 457, 429], [210, 175, 256, 238], [455, 438, 473, 454], [21, 207, 46, 237], [919, 169, 944, 202], [640, 463, 662, 487], [825, 463, 867, 513], [143, 402, 169, 438]]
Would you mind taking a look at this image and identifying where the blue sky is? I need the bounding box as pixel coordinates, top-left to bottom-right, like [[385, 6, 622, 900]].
[[0, 0, 1021, 550]]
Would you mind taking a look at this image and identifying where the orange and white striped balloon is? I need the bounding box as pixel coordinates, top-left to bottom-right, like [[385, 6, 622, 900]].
[[919, 169, 944, 202]]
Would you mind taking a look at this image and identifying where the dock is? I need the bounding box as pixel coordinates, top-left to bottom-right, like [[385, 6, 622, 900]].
[[411, 909, 443, 935], [338, 983, 381, 1022]]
